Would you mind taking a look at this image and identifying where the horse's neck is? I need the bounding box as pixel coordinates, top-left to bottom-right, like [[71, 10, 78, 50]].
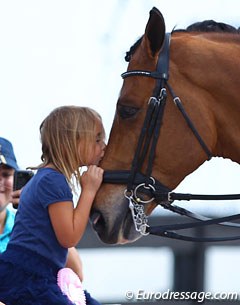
[[173, 34, 240, 165], [205, 57, 240, 164], [213, 94, 240, 163]]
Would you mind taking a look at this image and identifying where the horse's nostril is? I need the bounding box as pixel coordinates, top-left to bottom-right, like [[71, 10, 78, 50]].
[[91, 211, 105, 233], [92, 213, 100, 225]]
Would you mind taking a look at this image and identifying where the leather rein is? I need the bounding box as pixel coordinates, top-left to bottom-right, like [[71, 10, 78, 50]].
[[103, 33, 240, 242]]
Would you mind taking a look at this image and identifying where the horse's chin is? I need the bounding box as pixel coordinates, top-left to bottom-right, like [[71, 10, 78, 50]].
[[90, 207, 142, 245]]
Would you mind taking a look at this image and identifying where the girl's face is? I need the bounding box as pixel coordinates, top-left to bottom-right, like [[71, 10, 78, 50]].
[[79, 119, 106, 166], [89, 119, 106, 165], [0, 165, 14, 208]]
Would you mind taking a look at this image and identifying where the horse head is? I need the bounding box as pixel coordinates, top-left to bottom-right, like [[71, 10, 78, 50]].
[[91, 7, 240, 244]]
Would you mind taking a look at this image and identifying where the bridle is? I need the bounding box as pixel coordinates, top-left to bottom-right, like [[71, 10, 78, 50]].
[[103, 33, 240, 242]]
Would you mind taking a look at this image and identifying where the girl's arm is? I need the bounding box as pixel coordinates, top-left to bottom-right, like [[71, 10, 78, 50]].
[[48, 165, 103, 248], [66, 247, 84, 281]]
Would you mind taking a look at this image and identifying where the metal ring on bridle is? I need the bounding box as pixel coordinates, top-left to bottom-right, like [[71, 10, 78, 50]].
[[124, 189, 133, 199], [134, 178, 156, 203]]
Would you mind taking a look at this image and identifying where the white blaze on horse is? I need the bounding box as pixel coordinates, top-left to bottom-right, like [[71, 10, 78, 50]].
[[91, 7, 240, 244]]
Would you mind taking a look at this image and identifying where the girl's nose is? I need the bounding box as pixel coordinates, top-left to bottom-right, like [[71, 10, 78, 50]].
[[102, 141, 107, 150]]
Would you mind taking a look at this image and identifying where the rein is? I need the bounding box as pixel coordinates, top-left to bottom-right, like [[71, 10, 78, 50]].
[[103, 33, 240, 242]]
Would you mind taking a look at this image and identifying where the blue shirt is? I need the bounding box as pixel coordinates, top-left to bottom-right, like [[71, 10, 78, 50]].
[[0, 208, 15, 253], [8, 168, 73, 268]]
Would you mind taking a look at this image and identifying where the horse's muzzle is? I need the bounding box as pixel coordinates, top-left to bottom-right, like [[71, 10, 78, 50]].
[[90, 207, 141, 245]]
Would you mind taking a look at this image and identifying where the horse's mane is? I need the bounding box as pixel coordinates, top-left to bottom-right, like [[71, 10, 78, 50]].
[[125, 20, 239, 62], [182, 19, 239, 33]]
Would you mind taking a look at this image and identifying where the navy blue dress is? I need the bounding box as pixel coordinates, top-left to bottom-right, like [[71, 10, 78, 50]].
[[0, 168, 101, 305]]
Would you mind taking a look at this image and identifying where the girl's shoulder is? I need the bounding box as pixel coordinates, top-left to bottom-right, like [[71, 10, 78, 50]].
[[32, 168, 72, 203], [37, 167, 64, 178], [31, 168, 68, 190]]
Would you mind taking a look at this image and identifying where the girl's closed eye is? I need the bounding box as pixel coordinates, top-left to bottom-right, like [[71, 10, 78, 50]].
[[96, 134, 103, 143]]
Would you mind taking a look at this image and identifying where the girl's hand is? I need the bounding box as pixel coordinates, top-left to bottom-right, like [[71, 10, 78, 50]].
[[80, 165, 103, 196]]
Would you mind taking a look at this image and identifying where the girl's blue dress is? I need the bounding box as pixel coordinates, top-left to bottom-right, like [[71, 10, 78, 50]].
[[0, 168, 101, 305], [0, 244, 73, 305]]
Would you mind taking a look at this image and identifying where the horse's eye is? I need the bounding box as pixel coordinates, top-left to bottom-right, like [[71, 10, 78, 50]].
[[117, 104, 139, 119]]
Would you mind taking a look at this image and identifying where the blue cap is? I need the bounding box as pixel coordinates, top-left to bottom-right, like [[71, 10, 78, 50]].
[[0, 137, 19, 170]]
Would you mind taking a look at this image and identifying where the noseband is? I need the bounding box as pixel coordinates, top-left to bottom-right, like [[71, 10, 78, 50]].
[[103, 33, 240, 242]]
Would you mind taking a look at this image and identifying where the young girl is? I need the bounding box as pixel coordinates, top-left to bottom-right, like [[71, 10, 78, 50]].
[[0, 106, 106, 305]]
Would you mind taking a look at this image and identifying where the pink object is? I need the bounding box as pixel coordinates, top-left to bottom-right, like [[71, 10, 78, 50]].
[[57, 268, 86, 305]]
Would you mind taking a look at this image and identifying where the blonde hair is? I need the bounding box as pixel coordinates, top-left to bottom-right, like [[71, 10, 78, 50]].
[[34, 106, 104, 187]]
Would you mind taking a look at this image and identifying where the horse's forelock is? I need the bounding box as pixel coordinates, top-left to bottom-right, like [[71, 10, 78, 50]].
[[125, 36, 143, 62]]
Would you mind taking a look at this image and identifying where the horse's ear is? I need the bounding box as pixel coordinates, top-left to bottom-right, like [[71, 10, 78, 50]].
[[144, 7, 166, 57]]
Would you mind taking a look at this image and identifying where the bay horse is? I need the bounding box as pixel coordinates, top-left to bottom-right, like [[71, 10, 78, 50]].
[[91, 7, 240, 244]]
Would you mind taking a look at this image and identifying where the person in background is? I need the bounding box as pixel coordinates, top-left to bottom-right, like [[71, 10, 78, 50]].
[[0, 106, 105, 305], [0, 137, 20, 252]]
